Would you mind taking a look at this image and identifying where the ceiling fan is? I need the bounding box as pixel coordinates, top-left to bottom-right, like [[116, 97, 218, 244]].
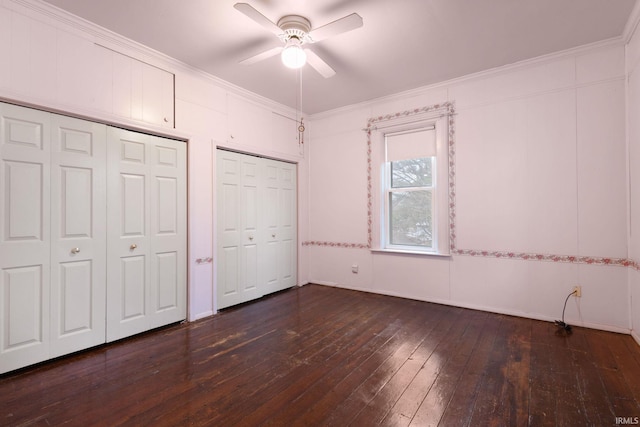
[[234, 3, 363, 78]]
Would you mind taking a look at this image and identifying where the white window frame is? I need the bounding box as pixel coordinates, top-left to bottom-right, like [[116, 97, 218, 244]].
[[371, 114, 450, 256], [384, 131, 436, 252]]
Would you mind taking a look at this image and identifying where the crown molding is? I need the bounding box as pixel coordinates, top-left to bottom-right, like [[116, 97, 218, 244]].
[[624, 0, 640, 43], [7, 0, 304, 119], [310, 37, 624, 120]]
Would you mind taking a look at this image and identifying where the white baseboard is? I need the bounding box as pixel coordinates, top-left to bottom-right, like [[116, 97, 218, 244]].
[[309, 282, 632, 335], [632, 330, 640, 347], [309, 280, 339, 287], [189, 310, 214, 322]]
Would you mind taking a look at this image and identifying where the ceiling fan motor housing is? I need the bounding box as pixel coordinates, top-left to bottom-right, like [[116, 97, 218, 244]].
[[277, 15, 312, 43], [234, 2, 362, 78]]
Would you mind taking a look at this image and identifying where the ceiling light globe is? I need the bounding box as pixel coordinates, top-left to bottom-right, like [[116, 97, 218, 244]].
[[281, 42, 306, 69]]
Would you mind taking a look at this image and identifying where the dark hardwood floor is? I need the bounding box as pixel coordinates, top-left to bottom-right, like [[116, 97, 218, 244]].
[[2, 284, 640, 426]]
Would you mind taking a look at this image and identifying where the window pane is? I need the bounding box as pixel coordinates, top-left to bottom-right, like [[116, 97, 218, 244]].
[[391, 157, 432, 188], [389, 190, 433, 247]]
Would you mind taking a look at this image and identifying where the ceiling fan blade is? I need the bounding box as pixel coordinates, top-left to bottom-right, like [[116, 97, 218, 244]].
[[239, 46, 283, 65], [308, 13, 363, 43], [304, 49, 336, 78], [234, 3, 281, 36]]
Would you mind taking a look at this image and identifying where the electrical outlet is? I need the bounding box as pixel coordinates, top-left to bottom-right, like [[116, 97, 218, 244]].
[[572, 285, 581, 297], [352, 264, 359, 274]]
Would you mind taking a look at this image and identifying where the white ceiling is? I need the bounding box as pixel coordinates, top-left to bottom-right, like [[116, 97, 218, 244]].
[[42, 0, 637, 114]]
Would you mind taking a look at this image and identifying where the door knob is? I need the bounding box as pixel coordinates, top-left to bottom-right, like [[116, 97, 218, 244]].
[[130, 244, 137, 250], [70, 247, 80, 254]]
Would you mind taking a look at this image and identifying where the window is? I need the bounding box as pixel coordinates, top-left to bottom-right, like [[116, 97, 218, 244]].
[[373, 114, 450, 256], [388, 159, 434, 247], [385, 129, 436, 251]]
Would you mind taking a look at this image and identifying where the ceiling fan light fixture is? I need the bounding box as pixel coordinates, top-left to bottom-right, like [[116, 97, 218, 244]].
[[281, 38, 306, 69]]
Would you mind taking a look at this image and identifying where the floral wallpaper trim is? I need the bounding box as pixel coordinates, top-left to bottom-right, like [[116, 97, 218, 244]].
[[452, 248, 636, 268], [303, 101, 640, 272], [303, 103, 456, 251], [302, 241, 369, 249], [367, 102, 458, 250], [302, 241, 640, 269]]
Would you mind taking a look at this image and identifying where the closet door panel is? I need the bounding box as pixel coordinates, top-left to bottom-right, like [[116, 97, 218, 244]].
[[221, 246, 239, 296], [243, 243, 258, 291], [262, 166, 279, 292], [157, 177, 177, 234], [216, 150, 261, 309], [59, 167, 92, 236], [107, 128, 152, 341], [282, 240, 295, 284], [279, 166, 296, 288], [0, 103, 50, 374], [156, 251, 178, 311], [50, 115, 106, 357], [142, 62, 175, 128], [217, 154, 241, 307], [107, 128, 186, 341], [58, 261, 92, 331], [241, 157, 260, 298], [260, 158, 296, 294], [148, 137, 186, 328], [4, 161, 44, 240], [217, 150, 297, 307], [262, 240, 278, 289], [0, 265, 47, 373], [3, 266, 44, 344], [241, 164, 259, 295], [1, 107, 50, 263], [121, 256, 146, 320], [121, 173, 146, 236]]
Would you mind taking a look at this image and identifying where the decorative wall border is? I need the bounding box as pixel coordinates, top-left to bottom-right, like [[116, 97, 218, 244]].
[[303, 102, 456, 250], [303, 101, 639, 271], [365, 102, 457, 250], [301, 241, 369, 249], [453, 248, 639, 269]]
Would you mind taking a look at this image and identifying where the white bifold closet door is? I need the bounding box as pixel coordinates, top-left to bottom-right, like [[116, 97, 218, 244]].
[[216, 149, 296, 309], [0, 102, 186, 373], [0, 104, 53, 371], [261, 157, 297, 295], [50, 115, 107, 357], [106, 127, 187, 342], [0, 104, 107, 372]]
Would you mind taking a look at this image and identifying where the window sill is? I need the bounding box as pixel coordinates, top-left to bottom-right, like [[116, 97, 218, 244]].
[[371, 248, 451, 258]]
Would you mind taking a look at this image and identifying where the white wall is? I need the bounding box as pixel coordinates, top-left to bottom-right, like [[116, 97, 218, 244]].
[[307, 42, 631, 333], [627, 16, 640, 343], [0, 0, 309, 321], [2, 0, 636, 335]]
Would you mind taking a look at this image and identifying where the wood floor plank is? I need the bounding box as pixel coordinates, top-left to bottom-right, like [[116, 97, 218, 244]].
[[466, 314, 511, 422], [601, 332, 640, 404], [292, 302, 441, 426], [434, 313, 502, 426], [214, 293, 407, 425], [408, 310, 490, 426], [347, 306, 465, 425], [148, 288, 378, 425], [261, 300, 448, 425], [1, 284, 640, 426], [372, 306, 477, 426], [489, 316, 532, 426]]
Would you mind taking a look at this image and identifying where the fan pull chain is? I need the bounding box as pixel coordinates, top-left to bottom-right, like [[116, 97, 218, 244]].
[[297, 68, 305, 144]]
